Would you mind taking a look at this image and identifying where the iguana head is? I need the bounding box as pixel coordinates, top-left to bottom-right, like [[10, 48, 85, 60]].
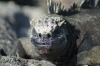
[[29, 15, 68, 55]]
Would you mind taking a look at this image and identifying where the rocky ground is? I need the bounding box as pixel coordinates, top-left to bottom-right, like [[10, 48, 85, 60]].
[[0, 1, 100, 66], [0, 56, 56, 66]]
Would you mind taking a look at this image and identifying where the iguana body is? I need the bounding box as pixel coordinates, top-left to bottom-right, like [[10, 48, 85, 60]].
[[28, 8, 100, 65]]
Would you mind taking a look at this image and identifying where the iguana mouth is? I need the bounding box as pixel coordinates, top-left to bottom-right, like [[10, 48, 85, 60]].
[[31, 34, 51, 53]]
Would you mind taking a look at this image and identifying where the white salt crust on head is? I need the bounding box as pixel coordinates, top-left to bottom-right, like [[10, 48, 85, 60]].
[[29, 15, 65, 38]]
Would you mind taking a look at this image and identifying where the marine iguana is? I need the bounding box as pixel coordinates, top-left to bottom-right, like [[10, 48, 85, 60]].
[[28, 8, 100, 65]]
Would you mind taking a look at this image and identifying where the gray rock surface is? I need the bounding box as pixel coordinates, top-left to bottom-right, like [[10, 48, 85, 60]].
[[0, 2, 29, 56], [77, 46, 100, 65], [0, 2, 32, 37], [0, 56, 56, 66], [0, 18, 17, 56]]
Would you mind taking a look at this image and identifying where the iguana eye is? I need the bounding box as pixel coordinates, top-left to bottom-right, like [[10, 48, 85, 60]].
[[47, 33, 51, 38]]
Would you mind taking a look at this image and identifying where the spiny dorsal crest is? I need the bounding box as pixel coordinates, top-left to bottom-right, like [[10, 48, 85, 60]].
[[29, 15, 65, 38], [47, 0, 100, 14], [47, 0, 85, 13]]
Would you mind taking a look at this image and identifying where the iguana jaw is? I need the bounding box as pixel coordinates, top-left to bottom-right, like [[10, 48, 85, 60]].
[[31, 32, 67, 55]]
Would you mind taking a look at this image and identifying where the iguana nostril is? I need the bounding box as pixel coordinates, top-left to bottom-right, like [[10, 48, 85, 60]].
[[47, 34, 51, 38], [38, 33, 42, 38], [38, 33, 51, 38]]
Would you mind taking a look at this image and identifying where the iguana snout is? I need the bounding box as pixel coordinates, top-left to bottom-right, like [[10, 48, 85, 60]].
[[31, 29, 67, 54], [31, 33, 52, 54]]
